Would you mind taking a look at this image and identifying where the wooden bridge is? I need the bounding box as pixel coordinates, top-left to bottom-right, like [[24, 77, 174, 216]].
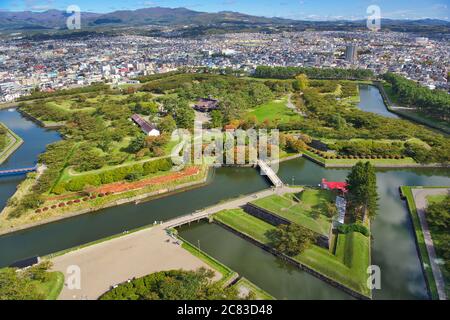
[[257, 160, 284, 188], [0, 166, 37, 177]]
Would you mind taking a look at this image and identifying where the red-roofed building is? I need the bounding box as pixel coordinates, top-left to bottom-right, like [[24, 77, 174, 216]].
[[321, 178, 348, 193]]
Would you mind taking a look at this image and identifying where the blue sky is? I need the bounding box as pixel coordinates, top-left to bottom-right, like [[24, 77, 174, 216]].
[[1, 0, 449, 20]]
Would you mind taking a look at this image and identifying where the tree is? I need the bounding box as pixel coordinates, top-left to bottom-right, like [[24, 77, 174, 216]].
[[210, 110, 224, 128], [0, 262, 54, 300], [426, 195, 450, 230], [159, 115, 177, 133], [100, 268, 251, 300], [346, 162, 378, 221], [266, 224, 316, 256], [127, 135, 146, 153], [295, 74, 309, 91]]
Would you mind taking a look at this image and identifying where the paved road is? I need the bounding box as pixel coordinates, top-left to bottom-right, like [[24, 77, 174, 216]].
[[411, 188, 449, 300], [51, 226, 219, 300]]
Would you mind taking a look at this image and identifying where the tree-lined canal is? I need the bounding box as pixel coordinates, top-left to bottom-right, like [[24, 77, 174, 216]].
[[0, 84, 449, 300], [358, 84, 399, 118]]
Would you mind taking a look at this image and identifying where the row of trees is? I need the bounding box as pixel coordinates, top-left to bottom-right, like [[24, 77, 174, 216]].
[[254, 66, 374, 80], [383, 73, 450, 122], [18, 83, 111, 101], [60, 158, 173, 193], [426, 195, 450, 278], [100, 268, 252, 300]]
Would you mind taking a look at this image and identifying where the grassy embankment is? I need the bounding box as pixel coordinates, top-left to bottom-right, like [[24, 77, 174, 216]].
[[213, 208, 371, 298], [250, 189, 334, 236], [37, 271, 65, 300], [0, 165, 209, 232], [179, 235, 274, 299], [0, 122, 24, 164], [400, 186, 439, 299]]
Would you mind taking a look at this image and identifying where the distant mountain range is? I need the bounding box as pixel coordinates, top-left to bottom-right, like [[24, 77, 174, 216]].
[[0, 7, 449, 32]]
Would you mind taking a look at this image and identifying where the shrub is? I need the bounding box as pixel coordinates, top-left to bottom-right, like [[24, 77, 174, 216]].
[[337, 223, 369, 237]]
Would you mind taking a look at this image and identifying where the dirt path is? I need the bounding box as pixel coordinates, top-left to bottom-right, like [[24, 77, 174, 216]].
[[411, 188, 448, 300]]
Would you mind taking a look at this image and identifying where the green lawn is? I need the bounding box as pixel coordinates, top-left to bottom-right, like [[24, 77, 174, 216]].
[[214, 209, 275, 244], [213, 209, 371, 298], [35, 271, 64, 300], [250, 189, 334, 236], [234, 278, 275, 300], [248, 98, 299, 123]]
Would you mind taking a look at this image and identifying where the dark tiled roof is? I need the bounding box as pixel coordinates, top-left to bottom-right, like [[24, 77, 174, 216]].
[[131, 114, 157, 134]]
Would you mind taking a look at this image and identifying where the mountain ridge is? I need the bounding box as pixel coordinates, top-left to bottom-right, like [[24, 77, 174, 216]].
[[1, 6, 449, 31]]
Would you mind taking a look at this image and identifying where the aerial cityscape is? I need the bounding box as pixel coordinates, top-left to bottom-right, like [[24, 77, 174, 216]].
[[0, 0, 449, 307]]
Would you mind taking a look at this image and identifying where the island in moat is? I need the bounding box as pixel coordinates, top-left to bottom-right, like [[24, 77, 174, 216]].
[[0, 68, 448, 300]]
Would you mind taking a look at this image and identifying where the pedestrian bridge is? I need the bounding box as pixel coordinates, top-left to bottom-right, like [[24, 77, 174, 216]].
[[257, 160, 283, 188], [164, 186, 299, 229], [0, 166, 37, 177]]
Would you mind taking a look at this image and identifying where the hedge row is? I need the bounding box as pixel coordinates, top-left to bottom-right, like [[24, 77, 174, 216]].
[[337, 223, 370, 237], [306, 147, 406, 160], [55, 158, 173, 193]]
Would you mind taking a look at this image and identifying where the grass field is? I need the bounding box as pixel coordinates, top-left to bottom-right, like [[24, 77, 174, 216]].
[[213, 209, 371, 298], [233, 278, 275, 300], [35, 271, 64, 300], [250, 189, 334, 236], [248, 98, 299, 123]]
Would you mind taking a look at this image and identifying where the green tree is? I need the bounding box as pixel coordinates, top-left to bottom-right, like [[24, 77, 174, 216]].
[[427, 195, 450, 230], [210, 110, 224, 128], [159, 115, 177, 133], [346, 162, 378, 220], [266, 224, 316, 256], [100, 268, 250, 300], [295, 74, 309, 91]]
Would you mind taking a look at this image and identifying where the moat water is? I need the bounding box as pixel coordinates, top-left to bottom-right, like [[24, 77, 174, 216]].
[[0, 87, 448, 300]]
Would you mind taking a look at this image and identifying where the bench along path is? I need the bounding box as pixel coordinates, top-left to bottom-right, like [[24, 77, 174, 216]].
[[412, 188, 448, 300]]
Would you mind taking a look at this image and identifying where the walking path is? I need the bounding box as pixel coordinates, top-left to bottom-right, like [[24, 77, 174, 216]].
[[411, 188, 448, 300], [165, 186, 300, 228], [50, 186, 300, 299], [286, 94, 305, 116], [51, 225, 220, 300]]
